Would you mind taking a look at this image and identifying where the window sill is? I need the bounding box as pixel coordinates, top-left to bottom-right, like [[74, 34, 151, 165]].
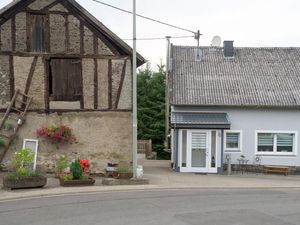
[[256, 153, 297, 157], [224, 149, 242, 153]]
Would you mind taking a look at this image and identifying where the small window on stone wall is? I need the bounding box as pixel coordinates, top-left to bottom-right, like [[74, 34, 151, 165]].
[[49, 58, 82, 101], [29, 13, 48, 52]]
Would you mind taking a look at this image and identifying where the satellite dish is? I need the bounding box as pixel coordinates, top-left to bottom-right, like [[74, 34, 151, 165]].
[[211, 35, 222, 47]]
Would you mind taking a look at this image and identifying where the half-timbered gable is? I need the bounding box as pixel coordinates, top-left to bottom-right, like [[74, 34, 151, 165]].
[[0, 0, 145, 171]]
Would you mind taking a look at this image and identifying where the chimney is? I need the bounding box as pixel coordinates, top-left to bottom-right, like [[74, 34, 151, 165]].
[[223, 41, 234, 57]]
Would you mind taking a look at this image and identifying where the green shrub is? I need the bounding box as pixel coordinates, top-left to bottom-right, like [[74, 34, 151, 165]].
[[81, 175, 89, 180], [4, 122, 14, 131], [7, 170, 43, 179], [62, 174, 73, 181], [14, 148, 34, 169], [116, 167, 129, 173], [70, 159, 83, 180], [55, 155, 69, 173]]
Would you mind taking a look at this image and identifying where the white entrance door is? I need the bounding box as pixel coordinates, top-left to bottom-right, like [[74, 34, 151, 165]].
[[186, 130, 217, 173]]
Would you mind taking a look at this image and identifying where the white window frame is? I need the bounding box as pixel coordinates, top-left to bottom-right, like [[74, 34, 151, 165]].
[[255, 130, 297, 156], [224, 130, 242, 153], [22, 139, 39, 171]]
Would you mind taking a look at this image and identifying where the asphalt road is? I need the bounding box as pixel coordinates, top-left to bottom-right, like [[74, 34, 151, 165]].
[[0, 188, 299, 225]]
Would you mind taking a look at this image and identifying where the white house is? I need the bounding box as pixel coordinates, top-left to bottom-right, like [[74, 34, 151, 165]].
[[169, 41, 300, 174]]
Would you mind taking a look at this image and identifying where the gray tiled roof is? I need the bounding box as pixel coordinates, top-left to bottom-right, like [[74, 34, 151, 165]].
[[170, 46, 300, 107], [171, 112, 230, 129]]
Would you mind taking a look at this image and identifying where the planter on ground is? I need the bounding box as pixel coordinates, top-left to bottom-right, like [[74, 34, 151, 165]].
[[59, 177, 95, 187], [3, 176, 47, 189]]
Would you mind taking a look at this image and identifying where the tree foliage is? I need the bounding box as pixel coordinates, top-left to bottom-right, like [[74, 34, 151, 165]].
[[137, 64, 169, 159]]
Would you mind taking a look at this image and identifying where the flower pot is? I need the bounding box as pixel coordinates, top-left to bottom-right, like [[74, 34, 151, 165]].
[[3, 176, 47, 189], [59, 177, 95, 187]]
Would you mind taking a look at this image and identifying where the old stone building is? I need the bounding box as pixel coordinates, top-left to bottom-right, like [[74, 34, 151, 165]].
[[0, 0, 145, 171]]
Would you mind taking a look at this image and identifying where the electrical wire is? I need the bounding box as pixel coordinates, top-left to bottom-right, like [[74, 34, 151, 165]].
[[123, 35, 194, 41], [91, 0, 198, 35]]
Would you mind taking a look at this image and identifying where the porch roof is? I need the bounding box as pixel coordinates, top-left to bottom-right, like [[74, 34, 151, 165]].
[[171, 112, 231, 129]]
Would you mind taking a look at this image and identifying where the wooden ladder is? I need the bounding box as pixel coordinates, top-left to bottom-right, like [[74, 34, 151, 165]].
[[0, 89, 33, 164]]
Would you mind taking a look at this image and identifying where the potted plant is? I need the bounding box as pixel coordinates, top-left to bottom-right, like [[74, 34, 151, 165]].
[[3, 148, 47, 189], [36, 124, 76, 147], [58, 159, 95, 186], [113, 167, 133, 179], [55, 155, 69, 178]]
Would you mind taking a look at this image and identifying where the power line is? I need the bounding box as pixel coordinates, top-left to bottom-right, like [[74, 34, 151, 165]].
[[91, 0, 199, 35], [123, 35, 194, 41]]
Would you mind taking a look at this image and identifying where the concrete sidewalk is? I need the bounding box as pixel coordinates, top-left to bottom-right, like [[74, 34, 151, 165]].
[[1, 158, 300, 201]]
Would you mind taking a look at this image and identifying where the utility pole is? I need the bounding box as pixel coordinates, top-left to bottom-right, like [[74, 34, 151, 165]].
[[164, 36, 171, 150], [132, 0, 137, 178]]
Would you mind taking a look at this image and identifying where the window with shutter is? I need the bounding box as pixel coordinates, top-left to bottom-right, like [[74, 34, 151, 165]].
[[224, 130, 242, 152], [256, 131, 296, 155], [257, 133, 274, 152], [49, 58, 82, 101]]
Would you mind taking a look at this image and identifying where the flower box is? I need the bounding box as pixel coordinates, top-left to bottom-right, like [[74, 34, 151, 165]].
[[59, 177, 95, 187], [3, 176, 47, 189]]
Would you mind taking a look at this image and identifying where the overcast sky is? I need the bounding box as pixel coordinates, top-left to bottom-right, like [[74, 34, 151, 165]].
[[1, 0, 300, 69]]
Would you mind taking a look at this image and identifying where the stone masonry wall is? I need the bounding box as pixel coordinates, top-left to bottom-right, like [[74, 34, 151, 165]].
[[50, 14, 66, 53], [28, 0, 56, 10], [15, 12, 27, 52], [1, 111, 132, 173], [118, 60, 132, 109], [98, 38, 114, 56], [111, 60, 124, 108], [0, 19, 12, 51], [49, 3, 69, 12], [68, 15, 81, 54], [83, 26, 94, 55], [0, 56, 10, 108], [97, 59, 109, 109], [82, 58, 95, 109]]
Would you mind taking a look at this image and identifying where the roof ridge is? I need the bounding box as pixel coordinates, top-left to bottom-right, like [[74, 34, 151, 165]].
[[172, 45, 300, 49]]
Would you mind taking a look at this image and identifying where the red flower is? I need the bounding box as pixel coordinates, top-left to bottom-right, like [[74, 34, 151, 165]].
[[80, 159, 90, 175], [36, 125, 76, 145]]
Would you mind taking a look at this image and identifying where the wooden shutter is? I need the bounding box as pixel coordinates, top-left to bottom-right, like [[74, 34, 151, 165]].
[[30, 14, 47, 52], [67, 59, 82, 98], [50, 58, 82, 101]]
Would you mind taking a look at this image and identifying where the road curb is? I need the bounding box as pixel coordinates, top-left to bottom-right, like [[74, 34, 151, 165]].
[[1, 185, 300, 202]]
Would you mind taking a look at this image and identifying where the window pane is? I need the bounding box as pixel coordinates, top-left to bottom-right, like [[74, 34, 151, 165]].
[[226, 132, 239, 149], [192, 133, 206, 149], [277, 133, 293, 152], [257, 133, 274, 152]]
